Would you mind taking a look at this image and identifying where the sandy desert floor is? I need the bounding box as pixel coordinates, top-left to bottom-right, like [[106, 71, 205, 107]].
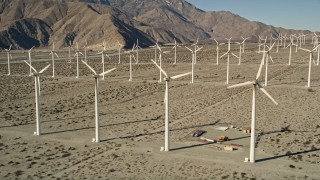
[[0, 43, 319, 179]]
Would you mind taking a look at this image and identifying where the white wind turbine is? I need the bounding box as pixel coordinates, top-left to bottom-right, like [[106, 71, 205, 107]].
[[261, 42, 276, 87], [149, 41, 158, 63], [72, 43, 84, 78], [214, 39, 221, 65], [241, 36, 248, 53], [191, 38, 203, 64], [24, 60, 51, 136], [49, 43, 59, 78], [4, 45, 12, 75], [172, 38, 181, 64], [299, 45, 320, 88], [235, 41, 243, 65], [151, 59, 191, 151], [185, 46, 201, 84], [286, 39, 296, 66], [135, 39, 142, 64], [97, 41, 111, 80], [283, 34, 288, 48], [228, 58, 278, 163], [68, 40, 72, 63], [82, 60, 116, 143], [220, 37, 235, 84], [128, 44, 137, 81], [28, 46, 35, 76], [154, 44, 171, 83], [83, 40, 88, 63], [117, 40, 124, 64]]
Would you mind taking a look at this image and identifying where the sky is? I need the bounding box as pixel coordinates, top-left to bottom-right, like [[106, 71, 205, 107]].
[[186, 0, 320, 32]]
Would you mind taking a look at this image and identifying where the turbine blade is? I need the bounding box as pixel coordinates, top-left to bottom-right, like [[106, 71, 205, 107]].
[[39, 64, 51, 73], [9, 45, 12, 50], [81, 60, 96, 74], [171, 72, 192, 80], [231, 52, 239, 58], [156, 44, 162, 52], [299, 48, 311, 52], [196, 46, 203, 52], [99, 68, 116, 76], [269, 55, 274, 63], [55, 53, 59, 58], [131, 43, 136, 51], [270, 42, 276, 50], [220, 51, 228, 58], [105, 53, 111, 59], [256, 57, 264, 80], [151, 59, 168, 78], [29, 46, 35, 51], [24, 60, 37, 73], [132, 54, 137, 62], [227, 81, 253, 89], [312, 44, 320, 51], [185, 46, 193, 52], [257, 83, 278, 105]]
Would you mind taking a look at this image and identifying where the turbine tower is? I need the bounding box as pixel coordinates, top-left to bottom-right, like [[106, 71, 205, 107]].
[[82, 60, 116, 142], [24, 61, 51, 136], [49, 43, 59, 78], [228, 58, 278, 163], [151, 60, 191, 151], [4, 45, 12, 75]]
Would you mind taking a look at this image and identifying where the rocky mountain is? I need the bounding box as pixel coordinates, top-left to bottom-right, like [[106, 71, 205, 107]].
[[0, 0, 312, 50]]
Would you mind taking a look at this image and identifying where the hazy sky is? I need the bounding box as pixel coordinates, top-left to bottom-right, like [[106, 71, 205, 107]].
[[187, 0, 320, 32]]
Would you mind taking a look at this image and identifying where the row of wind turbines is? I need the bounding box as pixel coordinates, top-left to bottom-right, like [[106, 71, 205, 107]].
[[1, 32, 320, 163]]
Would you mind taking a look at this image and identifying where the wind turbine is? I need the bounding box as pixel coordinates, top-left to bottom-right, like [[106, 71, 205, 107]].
[[286, 39, 296, 65], [4, 45, 12, 75], [227, 58, 278, 163], [299, 45, 320, 88], [214, 39, 221, 65], [261, 42, 276, 87], [24, 61, 51, 136], [185, 46, 200, 84], [172, 38, 181, 64], [135, 39, 142, 64], [97, 41, 111, 80], [283, 34, 287, 48], [72, 43, 84, 78], [241, 36, 248, 53], [83, 40, 88, 62], [128, 44, 137, 81], [81, 60, 116, 143], [68, 40, 72, 63], [220, 37, 234, 84], [117, 40, 124, 64], [151, 59, 191, 151], [28, 46, 35, 76], [155, 44, 170, 83], [49, 43, 59, 78], [235, 41, 243, 65], [191, 38, 203, 64]]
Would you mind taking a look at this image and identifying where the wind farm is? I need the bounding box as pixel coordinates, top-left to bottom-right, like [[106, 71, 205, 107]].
[[0, 0, 319, 179]]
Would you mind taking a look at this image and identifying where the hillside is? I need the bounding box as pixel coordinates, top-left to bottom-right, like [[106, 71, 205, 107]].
[[0, 0, 312, 50]]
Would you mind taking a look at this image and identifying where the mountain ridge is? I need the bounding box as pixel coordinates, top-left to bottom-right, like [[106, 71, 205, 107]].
[[0, 0, 312, 50]]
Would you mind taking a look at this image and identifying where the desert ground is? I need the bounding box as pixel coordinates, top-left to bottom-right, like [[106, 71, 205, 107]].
[[0, 42, 319, 179]]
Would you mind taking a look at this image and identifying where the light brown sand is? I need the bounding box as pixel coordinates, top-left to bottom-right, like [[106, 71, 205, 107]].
[[0, 43, 319, 179]]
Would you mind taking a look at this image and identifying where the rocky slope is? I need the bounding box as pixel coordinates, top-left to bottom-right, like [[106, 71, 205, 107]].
[[0, 0, 312, 50]]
